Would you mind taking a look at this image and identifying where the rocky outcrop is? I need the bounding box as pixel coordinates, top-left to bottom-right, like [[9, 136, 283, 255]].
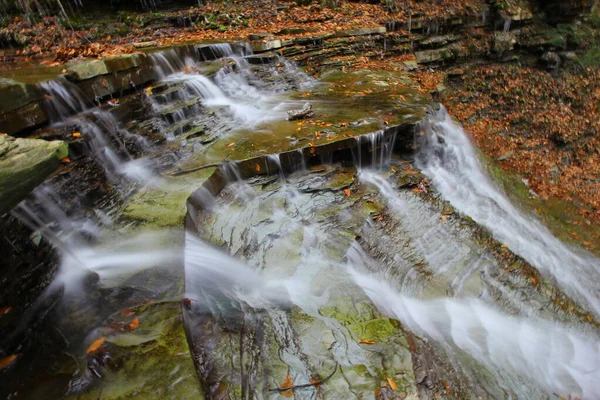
[[0, 135, 67, 215]]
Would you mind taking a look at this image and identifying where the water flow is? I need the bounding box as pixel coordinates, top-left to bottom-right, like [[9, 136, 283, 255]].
[[350, 269, 600, 399], [415, 107, 600, 318], [40, 78, 91, 122]]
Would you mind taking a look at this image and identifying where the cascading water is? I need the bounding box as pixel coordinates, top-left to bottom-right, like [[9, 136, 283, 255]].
[[6, 39, 600, 400], [350, 269, 600, 400], [415, 107, 600, 319]]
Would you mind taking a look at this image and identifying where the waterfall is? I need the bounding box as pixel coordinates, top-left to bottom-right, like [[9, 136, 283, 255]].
[[350, 269, 600, 400], [415, 107, 600, 318]]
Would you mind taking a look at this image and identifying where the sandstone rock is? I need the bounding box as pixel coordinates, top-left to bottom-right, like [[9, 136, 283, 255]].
[[66, 60, 111, 81], [415, 48, 453, 64], [335, 27, 386, 37], [0, 135, 68, 215], [245, 52, 278, 64], [0, 101, 48, 135], [494, 32, 517, 54], [250, 39, 282, 53], [0, 78, 43, 113], [541, 51, 561, 69]]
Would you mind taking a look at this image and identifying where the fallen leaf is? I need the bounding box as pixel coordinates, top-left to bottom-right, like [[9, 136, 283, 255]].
[[0, 354, 19, 371], [72, 132, 81, 138], [145, 86, 153, 96], [441, 215, 447, 222], [183, 298, 192, 310], [386, 377, 397, 391], [501, 244, 509, 249], [280, 374, 294, 397], [310, 378, 321, 388], [86, 337, 106, 355], [530, 276, 537, 285], [0, 306, 11, 316], [255, 164, 261, 172], [120, 308, 135, 316], [128, 318, 139, 331], [343, 188, 351, 197], [60, 157, 71, 163], [359, 339, 376, 344], [226, 142, 236, 147]]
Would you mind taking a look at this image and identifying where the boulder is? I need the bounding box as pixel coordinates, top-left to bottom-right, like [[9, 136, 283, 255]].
[[0, 135, 68, 215]]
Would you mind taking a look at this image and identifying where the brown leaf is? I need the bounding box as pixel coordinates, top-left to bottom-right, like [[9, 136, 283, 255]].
[[86, 337, 106, 355], [0, 306, 11, 316], [0, 354, 19, 371], [60, 157, 71, 163], [359, 339, 376, 344], [120, 308, 135, 316]]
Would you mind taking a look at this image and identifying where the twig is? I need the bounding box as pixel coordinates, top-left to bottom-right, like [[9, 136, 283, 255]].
[[168, 163, 220, 176], [268, 362, 338, 393]]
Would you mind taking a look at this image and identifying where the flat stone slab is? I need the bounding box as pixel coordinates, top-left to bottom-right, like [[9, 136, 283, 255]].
[[335, 27, 387, 37], [0, 135, 68, 215]]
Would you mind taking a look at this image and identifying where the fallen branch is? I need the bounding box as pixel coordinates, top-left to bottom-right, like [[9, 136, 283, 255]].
[[168, 163, 221, 176], [268, 362, 338, 393]]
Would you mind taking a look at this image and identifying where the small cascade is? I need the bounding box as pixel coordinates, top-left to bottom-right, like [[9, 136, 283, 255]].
[[415, 107, 600, 318], [266, 154, 286, 182], [40, 78, 91, 122], [353, 129, 397, 169], [351, 269, 600, 400], [503, 18, 512, 33], [150, 49, 188, 79]]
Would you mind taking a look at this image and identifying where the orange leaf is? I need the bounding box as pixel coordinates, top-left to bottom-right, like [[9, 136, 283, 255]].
[[441, 215, 447, 222], [386, 377, 397, 391], [280, 375, 293, 397], [501, 244, 509, 249], [0, 354, 19, 371], [72, 132, 81, 138], [343, 188, 351, 197], [0, 306, 11, 316], [255, 164, 261, 172], [226, 142, 236, 147], [86, 337, 106, 354], [128, 318, 139, 331], [120, 308, 135, 316], [310, 378, 321, 388], [359, 339, 375, 344], [530, 277, 537, 286], [60, 157, 71, 163]]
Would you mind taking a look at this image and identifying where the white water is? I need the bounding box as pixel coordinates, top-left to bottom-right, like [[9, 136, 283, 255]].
[[350, 269, 600, 400], [416, 107, 600, 318]]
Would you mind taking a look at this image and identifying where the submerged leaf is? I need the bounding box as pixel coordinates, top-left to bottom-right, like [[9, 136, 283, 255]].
[[128, 318, 140, 331], [386, 377, 397, 391], [86, 337, 106, 354], [0, 354, 19, 371]]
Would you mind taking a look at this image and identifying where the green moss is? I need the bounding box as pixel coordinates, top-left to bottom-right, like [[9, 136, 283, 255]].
[[75, 302, 204, 400]]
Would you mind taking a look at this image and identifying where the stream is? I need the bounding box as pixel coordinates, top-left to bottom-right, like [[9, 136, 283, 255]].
[[1, 42, 599, 400]]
